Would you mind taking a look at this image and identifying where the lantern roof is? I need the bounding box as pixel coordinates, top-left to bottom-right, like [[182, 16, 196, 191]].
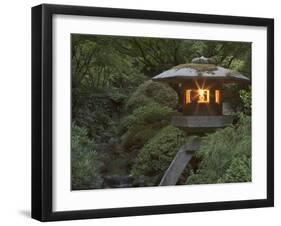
[[152, 56, 250, 83]]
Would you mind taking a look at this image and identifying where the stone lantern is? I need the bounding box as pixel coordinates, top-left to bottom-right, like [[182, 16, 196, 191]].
[[152, 56, 250, 186], [152, 56, 250, 132]]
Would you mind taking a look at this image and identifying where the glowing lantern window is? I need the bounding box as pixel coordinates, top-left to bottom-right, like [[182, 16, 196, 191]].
[[197, 89, 209, 103], [185, 90, 192, 104], [185, 89, 210, 104], [215, 90, 220, 104]]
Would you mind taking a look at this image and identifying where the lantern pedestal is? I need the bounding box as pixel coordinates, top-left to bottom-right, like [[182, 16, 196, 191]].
[[159, 137, 201, 186], [171, 115, 233, 133]]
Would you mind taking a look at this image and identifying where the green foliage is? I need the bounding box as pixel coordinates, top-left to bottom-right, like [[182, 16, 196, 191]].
[[186, 114, 251, 185], [71, 124, 102, 189], [107, 87, 128, 103], [74, 93, 116, 143], [120, 103, 174, 151], [218, 155, 251, 183], [126, 80, 178, 112], [131, 125, 188, 186], [72, 35, 146, 90], [112, 37, 195, 76], [113, 38, 251, 77], [72, 34, 147, 115], [71, 34, 252, 189], [122, 103, 174, 131], [239, 89, 252, 115]]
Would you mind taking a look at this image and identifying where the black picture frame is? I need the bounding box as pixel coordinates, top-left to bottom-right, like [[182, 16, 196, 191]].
[[32, 3, 274, 222]]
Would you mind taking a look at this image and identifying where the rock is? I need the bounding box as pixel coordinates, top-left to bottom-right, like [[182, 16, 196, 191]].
[[109, 137, 120, 145], [103, 175, 133, 188]]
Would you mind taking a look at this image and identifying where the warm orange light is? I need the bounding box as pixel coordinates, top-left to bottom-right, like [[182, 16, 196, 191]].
[[186, 90, 191, 104], [215, 90, 220, 104], [197, 89, 209, 103]]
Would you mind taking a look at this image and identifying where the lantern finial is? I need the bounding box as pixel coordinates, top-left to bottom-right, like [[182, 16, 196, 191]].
[[191, 56, 216, 64]]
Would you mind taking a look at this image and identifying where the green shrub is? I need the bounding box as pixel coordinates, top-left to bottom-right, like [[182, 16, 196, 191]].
[[126, 80, 178, 112], [74, 93, 117, 143], [71, 124, 102, 190], [121, 102, 174, 131], [186, 114, 251, 185], [131, 125, 188, 186], [120, 103, 174, 151], [239, 89, 251, 115], [218, 155, 251, 183]]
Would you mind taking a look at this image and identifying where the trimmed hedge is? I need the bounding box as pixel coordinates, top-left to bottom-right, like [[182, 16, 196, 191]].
[[131, 125, 188, 186], [126, 80, 178, 112], [120, 103, 174, 151]]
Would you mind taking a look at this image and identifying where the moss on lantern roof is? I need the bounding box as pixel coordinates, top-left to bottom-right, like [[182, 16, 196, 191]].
[[152, 56, 250, 83], [173, 63, 217, 71]]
